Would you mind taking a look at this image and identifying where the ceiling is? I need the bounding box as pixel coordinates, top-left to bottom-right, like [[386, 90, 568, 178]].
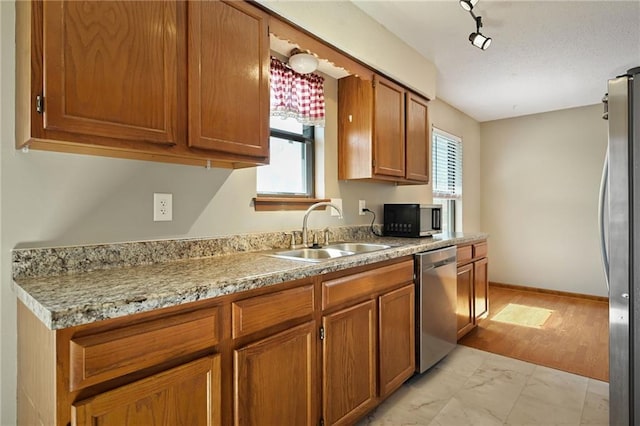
[[351, 1, 640, 122]]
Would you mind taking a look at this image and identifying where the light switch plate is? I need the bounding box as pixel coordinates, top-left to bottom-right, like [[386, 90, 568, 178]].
[[330, 198, 342, 216]]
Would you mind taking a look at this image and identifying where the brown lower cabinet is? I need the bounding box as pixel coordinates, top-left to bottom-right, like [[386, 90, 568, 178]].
[[323, 300, 377, 426], [456, 240, 490, 340], [320, 260, 415, 425], [456, 262, 475, 340], [474, 257, 489, 320], [18, 256, 416, 426], [234, 322, 316, 426], [73, 355, 221, 426], [378, 285, 416, 398]]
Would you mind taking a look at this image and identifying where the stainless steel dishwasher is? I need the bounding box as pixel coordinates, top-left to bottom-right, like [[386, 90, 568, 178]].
[[415, 246, 457, 373]]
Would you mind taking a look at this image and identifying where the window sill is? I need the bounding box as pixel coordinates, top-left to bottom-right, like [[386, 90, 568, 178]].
[[253, 197, 331, 211]]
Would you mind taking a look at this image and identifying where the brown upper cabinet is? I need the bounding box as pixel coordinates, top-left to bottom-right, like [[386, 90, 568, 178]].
[[188, 1, 269, 160], [16, 0, 269, 168], [39, 1, 182, 148], [338, 74, 430, 184], [405, 93, 431, 182], [372, 76, 406, 178]]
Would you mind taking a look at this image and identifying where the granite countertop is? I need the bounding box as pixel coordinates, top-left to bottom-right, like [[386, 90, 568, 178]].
[[12, 231, 487, 330]]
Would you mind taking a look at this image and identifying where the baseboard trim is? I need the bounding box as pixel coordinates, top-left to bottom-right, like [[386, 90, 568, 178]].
[[489, 281, 609, 303]]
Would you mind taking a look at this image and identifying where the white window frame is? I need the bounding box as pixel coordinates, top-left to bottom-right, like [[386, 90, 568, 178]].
[[432, 127, 463, 232]]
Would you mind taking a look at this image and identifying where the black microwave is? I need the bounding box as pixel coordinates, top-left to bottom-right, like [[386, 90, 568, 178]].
[[383, 204, 442, 237]]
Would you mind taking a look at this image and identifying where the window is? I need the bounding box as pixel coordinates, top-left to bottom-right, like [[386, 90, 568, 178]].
[[432, 127, 463, 232], [257, 117, 314, 197], [256, 56, 326, 207]]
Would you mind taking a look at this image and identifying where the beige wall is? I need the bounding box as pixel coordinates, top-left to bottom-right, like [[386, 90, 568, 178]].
[[257, 0, 437, 100], [0, 2, 6, 422], [430, 98, 482, 232], [480, 104, 608, 297], [0, 3, 482, 423]]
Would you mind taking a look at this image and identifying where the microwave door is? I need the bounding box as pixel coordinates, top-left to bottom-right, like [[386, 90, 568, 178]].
[[419, 208, 429, 234]]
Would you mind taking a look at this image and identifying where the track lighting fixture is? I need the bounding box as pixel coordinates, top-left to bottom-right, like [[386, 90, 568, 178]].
[[460, 0, 492, 50], [459, 0, 479, 12], [469, 15, 492, 50]]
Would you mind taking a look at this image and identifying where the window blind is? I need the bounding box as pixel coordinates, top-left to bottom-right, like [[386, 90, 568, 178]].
[[432, 127, 463, 199]]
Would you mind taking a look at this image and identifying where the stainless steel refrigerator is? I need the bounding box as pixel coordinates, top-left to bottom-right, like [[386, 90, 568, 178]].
[[601, 66, 640, 426]]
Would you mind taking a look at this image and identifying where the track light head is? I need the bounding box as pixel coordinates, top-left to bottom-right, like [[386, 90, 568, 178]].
[[459, 0, 479, 11], [468, 14, 492, 50], [469, 32, 492, 50]]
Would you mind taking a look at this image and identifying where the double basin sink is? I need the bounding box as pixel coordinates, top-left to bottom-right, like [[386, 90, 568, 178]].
[[267, 242, 391, 263]]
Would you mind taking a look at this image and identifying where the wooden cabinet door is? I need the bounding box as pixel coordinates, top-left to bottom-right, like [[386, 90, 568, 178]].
[[323, 300, 377, 426], [234, 322, 316, 426], [456, 264, 475, 340], [42, 1, 181, 145], [378, 284, 415, 398], [474, 257, 489, 320], [72, 355, 221, 426], [373, 75, 405, 178], [405, 93, 430, 182], [188, 1, 269, 159], [337, 76, 375, 181]]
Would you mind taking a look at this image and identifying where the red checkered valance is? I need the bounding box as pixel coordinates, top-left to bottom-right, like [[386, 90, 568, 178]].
[[270, 57, 325, 127]]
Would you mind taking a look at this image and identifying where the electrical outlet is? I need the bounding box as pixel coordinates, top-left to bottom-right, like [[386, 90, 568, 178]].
[[330, 198, 342, 216], [153, 193, 173, 222], [358, 200, 366, 216]]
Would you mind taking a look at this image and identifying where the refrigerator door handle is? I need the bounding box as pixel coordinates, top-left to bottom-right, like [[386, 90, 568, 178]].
[[598, 148, 610, 290]]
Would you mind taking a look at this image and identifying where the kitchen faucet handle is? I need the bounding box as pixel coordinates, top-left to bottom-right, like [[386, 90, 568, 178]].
[[292, 230, 301, 246], [323, 228, 331, 245], [284, 231, 299, 249]]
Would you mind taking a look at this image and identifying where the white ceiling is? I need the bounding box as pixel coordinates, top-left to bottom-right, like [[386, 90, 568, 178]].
[[351, 1, 640, 122]]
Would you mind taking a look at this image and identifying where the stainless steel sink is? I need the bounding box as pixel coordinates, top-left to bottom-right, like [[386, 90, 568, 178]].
[[324, 242, 391, 253], [268, 248, 354, 262], [266, 242, 391, 262]]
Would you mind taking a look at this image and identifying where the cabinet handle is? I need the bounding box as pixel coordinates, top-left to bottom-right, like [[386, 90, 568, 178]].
[[36, 95, 44, 114]]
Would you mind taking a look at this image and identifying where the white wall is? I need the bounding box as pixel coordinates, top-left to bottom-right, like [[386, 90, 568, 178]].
[[480, 104, 608, 297], [0, 3, 482, 423]]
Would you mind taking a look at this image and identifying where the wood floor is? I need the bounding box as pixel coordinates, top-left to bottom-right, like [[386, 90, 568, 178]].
[[459, 284, 609, 382]]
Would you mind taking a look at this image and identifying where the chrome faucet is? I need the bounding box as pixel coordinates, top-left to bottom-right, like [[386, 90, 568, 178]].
[[302, 202, 343, 247]]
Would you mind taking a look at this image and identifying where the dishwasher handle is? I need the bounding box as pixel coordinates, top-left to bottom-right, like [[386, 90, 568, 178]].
[[422, 257, 457, 270], [421, 265, 436, 273], [435, 258, 456, 268]]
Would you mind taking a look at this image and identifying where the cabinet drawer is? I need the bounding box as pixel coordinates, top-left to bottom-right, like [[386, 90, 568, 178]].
[[232, 282, 315, 339], [457, 245, 473, 265], [322, 260, 414, 310], [473, 242, 488, 259], [70, 307, 220, 391]]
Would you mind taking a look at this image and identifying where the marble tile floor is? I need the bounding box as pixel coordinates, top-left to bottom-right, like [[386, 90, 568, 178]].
[[357, 346, 609, 426]]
